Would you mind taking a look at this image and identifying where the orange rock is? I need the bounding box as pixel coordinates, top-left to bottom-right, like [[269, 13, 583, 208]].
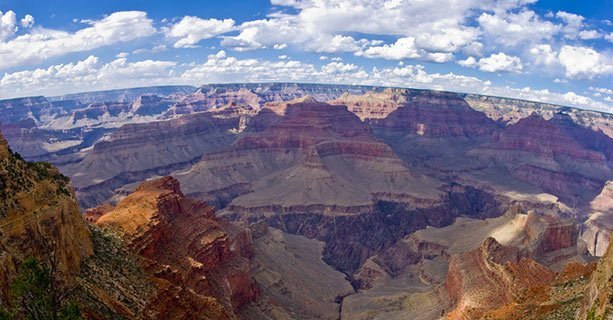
[[96, 176, 258, 314]]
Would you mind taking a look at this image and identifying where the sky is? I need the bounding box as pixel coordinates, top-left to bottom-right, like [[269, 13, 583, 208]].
[[0, 0, 611, 112]]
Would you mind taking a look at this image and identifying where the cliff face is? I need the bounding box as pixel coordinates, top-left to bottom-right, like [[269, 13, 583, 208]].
[[445, 237, 556, 319], [0, 131, 93, 298], [63, 112, 240, 208], [579, 233, 613, 319], [581, 181, 613, 257], [470, 113, 612, 204], [373, 91, 499, 138], [95, 176, 259, 314]]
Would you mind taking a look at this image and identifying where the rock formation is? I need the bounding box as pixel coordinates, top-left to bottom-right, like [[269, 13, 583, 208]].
[[0, 130, 93, 298], [96, 176, 259, 314], [579, 233, 613, 319], [470, 113, 612, 204]]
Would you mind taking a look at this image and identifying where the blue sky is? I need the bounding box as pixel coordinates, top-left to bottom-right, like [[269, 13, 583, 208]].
[[0, 0, 611, 112]]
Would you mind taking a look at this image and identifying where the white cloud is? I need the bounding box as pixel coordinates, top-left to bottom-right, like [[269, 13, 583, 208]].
[[556, 11, 584, 28], [166, 16, 235, 48], [478, 10, 560, 47], [424, 52, 454, 63], [414, 27, 479, 52], [558, 45, 613, 79], [529, 44, 558, 67], [562, 91, 591, 105], [305, 34, 361, 53], [0, 10, 17, 41], [462, 42, 484, 57], [359, 37, 420, 60], [133, 44, 167, 55], [578, 29, 600, 40], [0, 55, 177, 97], [589, 86, 613, 95], [322, 62, 358, 73], [0, 11, 156, 70], [605, 32, 613, 43], [20, 14, 34, 28], [222, 0, 485, 60], [458, 56, 477, 67], [478, 52, 523, 73]]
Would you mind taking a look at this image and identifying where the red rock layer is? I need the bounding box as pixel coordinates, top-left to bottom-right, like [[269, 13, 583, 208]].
[[96, 177, 258, 314], [444, 237, 556, 319]]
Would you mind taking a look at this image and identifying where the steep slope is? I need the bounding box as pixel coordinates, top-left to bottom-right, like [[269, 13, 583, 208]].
[[581, 181, 613, 257], [579, 234, 613, 319], [96, 176, 259, 314], [469, 113, 612, 204], [249, 223, 354, 319], [0, 131, 94, 298], [63, 112, 240, 207], [445, 237, 556, 319], [464, 94, 613, 138]]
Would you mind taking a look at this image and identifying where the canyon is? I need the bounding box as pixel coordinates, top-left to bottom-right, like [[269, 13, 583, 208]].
[[1, 83, 611, 319]]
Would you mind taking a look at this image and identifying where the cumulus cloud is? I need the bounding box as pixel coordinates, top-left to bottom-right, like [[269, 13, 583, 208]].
[[578, 29, 600, 40], [0, 11, 156, 70], [322, 62, 358, 74], [458, 56, 477, 67], [558, 45, 613, 79], [529, 44, 559, 67], [589, 86, 613, 95], [0, 55, 176, 97], [222, 0, 483, 60], [0, 10, 17, 41], [359, 37, 420, 60], [478, 10, 560, 47], [166, 16, 235, 48], [20, 14, 34, 28], [562, 91, 591, 105], [478, 52, 523, 73]]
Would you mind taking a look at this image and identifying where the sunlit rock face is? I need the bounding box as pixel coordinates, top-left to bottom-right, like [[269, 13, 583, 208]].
[[96, 176, 259, 313]]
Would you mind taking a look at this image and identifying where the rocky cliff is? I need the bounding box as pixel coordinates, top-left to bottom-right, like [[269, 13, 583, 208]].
[[470, 113, 612, 204], [96, 176, 259, 314], [579, 233, 613, 319], [0, 130, 94, 299]]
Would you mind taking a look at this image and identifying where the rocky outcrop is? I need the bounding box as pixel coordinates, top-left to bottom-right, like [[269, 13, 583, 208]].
[[330, 89, 407, 120], [444, 237, 556, 319], [581, 181, 613, 257], [579, 233, 613, 319], [96, 176, 259, 314], [0, 130, 94, 299]]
